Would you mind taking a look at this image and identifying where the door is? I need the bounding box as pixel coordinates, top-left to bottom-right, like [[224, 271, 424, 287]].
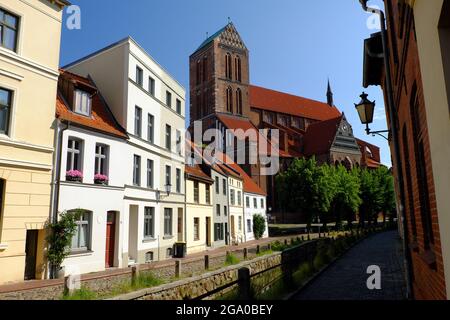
[[231, 216, 235, 242], [177, 208, 183, 242], [225, 223, 229, 245], [24, 230, 38, 280], [206, 217, 211, 247], [105, 212, 116, 268]]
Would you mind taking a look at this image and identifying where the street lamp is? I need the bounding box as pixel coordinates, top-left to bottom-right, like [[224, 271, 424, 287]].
[[156, 183, 172, 202], [355, 92, 389, 140]]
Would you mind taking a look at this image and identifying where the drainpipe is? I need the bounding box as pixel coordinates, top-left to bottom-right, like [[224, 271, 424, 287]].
[[360, 0, 413, 299], [48, 118, 69, 279]]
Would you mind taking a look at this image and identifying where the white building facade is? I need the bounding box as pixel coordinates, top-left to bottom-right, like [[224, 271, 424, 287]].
[[65, 37, 186, 265], [244, 193, 269, 242]]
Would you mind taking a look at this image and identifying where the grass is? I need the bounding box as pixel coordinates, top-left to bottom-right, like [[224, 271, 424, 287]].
[[257, 249, 273, 257], [62, 272, 163, 300], [224, 253, 240, 266]]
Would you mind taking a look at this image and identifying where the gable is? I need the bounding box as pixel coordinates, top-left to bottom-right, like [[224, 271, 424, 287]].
[[330, 116, 361, 154]]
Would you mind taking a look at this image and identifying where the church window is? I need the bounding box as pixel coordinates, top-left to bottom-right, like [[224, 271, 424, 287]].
[[236, 88, 243, 115], [226, 87, 233, 113]]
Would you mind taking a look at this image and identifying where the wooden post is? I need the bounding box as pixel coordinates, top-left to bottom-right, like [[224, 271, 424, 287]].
[[204, 255, 210, 270], [256, 245, 261, 255], [243, 248, 248, 260], [64, 274, 80, 296], [284, 239, 288, 246], [175, 260, 181, 278], [267, 243, 272, 251], [238, 267, 251, 300], [131, 265, 140, 286]]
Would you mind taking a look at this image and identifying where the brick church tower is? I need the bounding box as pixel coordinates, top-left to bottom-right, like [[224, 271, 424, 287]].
[[189, 22, 251, 123]]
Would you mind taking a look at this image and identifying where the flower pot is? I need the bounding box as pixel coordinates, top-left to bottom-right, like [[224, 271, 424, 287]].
[[94, 179, 108, 186], [66, 176, 82, 183]]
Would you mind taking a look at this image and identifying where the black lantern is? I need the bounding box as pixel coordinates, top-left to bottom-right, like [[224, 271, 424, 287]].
[[165, 183, 172, 197], [355, 92, 375, 125], [354, 92, 389, 140]]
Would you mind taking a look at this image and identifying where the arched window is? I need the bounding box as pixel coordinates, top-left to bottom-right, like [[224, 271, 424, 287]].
[[202, 56, 208, 82], [196, 60, 201, 85], [225, 53, 232, 79], [196, 90, 202, 119], [235, 56, 242, 82], [226, 87, 233, 113], [236, 88, 243, 115]]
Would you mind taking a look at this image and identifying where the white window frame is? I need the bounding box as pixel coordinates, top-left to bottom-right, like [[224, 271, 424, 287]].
[[144, 207, 155, 239], [95, 144, 109, 176], [67, 138, 83, 172], [73, 89, 92, 117]]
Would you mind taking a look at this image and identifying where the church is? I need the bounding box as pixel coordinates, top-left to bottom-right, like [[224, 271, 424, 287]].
[[188, 22, 381, 221]]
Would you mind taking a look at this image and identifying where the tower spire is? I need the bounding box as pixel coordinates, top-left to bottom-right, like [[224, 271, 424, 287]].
[[327, 78, 334, 107]]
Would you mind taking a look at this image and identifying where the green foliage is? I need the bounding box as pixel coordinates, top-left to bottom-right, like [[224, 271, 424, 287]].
[[224, 253, 240, 266], [253, 214, 266, 240], [276, 158, 336, 226], [46, 210, 82, 270]]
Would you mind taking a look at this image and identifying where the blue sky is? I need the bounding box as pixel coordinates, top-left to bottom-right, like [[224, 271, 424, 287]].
[[59, 0, 391, 166]]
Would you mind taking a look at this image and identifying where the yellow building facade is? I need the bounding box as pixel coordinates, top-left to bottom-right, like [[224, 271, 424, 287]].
[[0, 0, 67, 284], [185, 165, 213, 254]]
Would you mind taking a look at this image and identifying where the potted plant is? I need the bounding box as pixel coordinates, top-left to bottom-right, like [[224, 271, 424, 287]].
[[66, 170, 83, 182], [94, 174, 109, 185]]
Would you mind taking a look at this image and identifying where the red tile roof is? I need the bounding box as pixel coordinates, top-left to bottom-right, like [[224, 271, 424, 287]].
[[226, 161, 266, 196], [56, 70, 128, 139], [356, 138, 381, 163], [185, 163, 214, 183], [249, 85, 342, 121], [216, 113, 259, 142], [303, 116, 343, 156]]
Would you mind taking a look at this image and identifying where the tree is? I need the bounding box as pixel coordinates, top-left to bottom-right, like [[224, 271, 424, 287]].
[[331, 165, 362, 230], [46, 210, 82, 278], [253, 214, 266, 240], [358, 168, 381, 227], [375, 167, 397, 223], [276, 158, 335, 228]]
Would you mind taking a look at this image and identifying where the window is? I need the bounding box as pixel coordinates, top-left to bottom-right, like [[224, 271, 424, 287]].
[[253, 198, 257, 209], [236, 88, 243, 115], [136, 66, 143, 86], [94, 144, 109, 176], [147, 114, 154, 143], [216, 204, 221, 216], [0, 9, 18, 52], [144, 207, 155, 239], [206, 184, 211, 204], [133, 155, 141, 186], [402, 126, 417, 240], [176, 130, 182, 155], [235, 56, 242, 82], [196, 60, 201, 85], [194, 218, 200, 241], [67, 138, 83, 172], [149, 77, 155, 96], [164, 208, 173, 236], [226, 87, 233, 113], [223, 178, 227, 195], [145, 251, 154, 263], [166, 91, 172, 108], [225, 53, 232, 79], [0, 88, 12, 134], [215, 177, 220, 194], [246, 197, 250, 208], [203, 56, 208, 82], [71, 211, 91, 251], [224, 205, 227, 216], [261, 198, 264, 209], [147, 159, 154, 188], [230, 189, 235, 205], [73, 90, 92, 116], [165, 124, 171, 150], [135, 106, 142, 137], [176, 168, 181, 193], [176, 99, 182, 115], [194, 181, 199, 203], [238, 216, 242, 231], [237, 191, 242, 206], [247, 219, 252, 233], [165, 165, 171, 188]]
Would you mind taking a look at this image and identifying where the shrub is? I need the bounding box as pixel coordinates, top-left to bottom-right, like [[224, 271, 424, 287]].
[[62, 287, 97, 300], [253, 214, 266, 240], [225, 253, 240, 266]]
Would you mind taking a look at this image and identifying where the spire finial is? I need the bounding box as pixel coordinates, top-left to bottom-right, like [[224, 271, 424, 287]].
[[206, 31, 209, 39], [228, 17, 231, 24], [327, 78, 334, 107]]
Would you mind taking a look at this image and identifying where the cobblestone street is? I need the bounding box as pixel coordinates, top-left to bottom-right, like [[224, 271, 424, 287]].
[[293, 231, 407, 300]]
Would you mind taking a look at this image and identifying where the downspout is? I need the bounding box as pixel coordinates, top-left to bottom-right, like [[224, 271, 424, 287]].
[[361, 0, 413, 299], [48, 118, 69, 279]]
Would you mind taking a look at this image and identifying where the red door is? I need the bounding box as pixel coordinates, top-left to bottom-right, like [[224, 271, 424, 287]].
[[105, 212, 116, 268]]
